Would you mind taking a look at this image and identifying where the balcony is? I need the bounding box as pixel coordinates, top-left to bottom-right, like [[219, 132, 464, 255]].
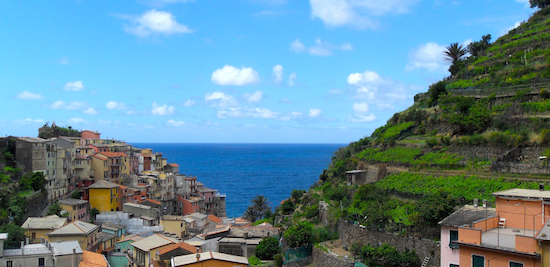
[[111, 161, 122, 166], [457, 226, 539, 256]]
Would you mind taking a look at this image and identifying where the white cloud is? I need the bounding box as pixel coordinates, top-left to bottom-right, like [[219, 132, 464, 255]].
[[124, 9, 194, 37], [289, 73, 297, 86], [217, 107, 280, 119], [291, 112, 303, 118], [353, 102, 369, 113], [273, 65, 284, 83], [211, 65, 260, 86], [347, 71, 383, 85], [405, 42, 450, 73], [167, 120, 185, 126], [16, 91, 43, 100], [184, 99, 196, 107], [151, 102, 175, 115], [205, 92, 238, 109], [291, 38, 353, 56], [83, 108, 99, 115], [244, 91, 263, 103], [350, 114, 377, 122], [68, 118, 84, 124], [106, 101, 128, 110], [49, 100, 90, 111], [310, 0, 417, 29], [15, 118, 45, 124], [309, 108, 322, 118], [64, 81, 84, 91]]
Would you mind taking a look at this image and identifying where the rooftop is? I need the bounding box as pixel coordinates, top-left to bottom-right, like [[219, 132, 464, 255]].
[[208, 214, 223, 224], [130, 234, 180, 252], [439, 205, 497, 227], [102, 222, 126, 231], [158, 242, 197, 255], [47, 221, 99, 236], [79, 250, 108, 267], [50, 240, 84, 256], [172, 251, 249, 266], [88, 180, 120, 189], [22, 217, 67, 230], [58, 198, 89, 206], [4, 243, 51, 256], [493, 189, 550, 200]]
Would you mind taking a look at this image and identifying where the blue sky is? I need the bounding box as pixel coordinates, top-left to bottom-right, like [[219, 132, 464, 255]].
[[0, 0, 534, 143]]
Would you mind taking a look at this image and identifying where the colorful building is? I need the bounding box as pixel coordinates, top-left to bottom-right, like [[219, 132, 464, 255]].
[[171, 252, 249, 267], [88, 180, 120, 212], [58, 198, 90, 222], [21, 216, 68, 243], [161, 215, 187, 237], [46, 220, 100, 251], [129, 234, 181, 267], [442, 188, 550, 267]]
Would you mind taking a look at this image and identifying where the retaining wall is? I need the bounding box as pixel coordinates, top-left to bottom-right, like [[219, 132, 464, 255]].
[[311, 247, 354, 267]]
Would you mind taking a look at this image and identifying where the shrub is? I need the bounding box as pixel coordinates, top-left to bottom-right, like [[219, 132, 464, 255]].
[[248, 256, 262, 266], [274, 254, 283, 267], [541, 88, 550, 99], [281, 199, 295, 215], [542, 129, 550, 145], [255, 237, 280, 260], [284, 221, 313, 248]]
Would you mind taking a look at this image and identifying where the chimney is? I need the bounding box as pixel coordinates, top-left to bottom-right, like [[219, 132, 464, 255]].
[[26, 237, 29, 245], [243, 232, 248, 239], [196, 247, 200, 261], [72, 248, 76, 267]]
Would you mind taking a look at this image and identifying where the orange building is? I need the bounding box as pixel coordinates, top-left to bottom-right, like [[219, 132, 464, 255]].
[[171, 252, 249, 267], [444, 188, 550, 267]]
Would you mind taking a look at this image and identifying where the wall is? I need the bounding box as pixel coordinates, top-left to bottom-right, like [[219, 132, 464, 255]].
[[311, 247, 353, 267], [338, 220, 440, 267], [441, 226, 460, 267], [459, 246, 540, 267]]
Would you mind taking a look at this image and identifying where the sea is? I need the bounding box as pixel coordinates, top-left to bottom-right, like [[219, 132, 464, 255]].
[[129, 143, 344, 218]]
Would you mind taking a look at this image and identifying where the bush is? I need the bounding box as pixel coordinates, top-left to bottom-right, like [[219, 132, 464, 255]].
[[541, 129, 550, 145], [274, 254, 283, 267], [255, 237, 280, 260], [284, 221, 313, 248], [248, 256, 262, 266], [281, 199, 295, 215]]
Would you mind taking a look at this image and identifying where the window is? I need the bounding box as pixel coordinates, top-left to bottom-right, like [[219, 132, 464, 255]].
[[39, 258, 45, 266], [472, 255, 484, 267], [510, 262, 523, 267], [6, 261, 13, 267], [450, 264, 459, 267], [449, 230, 459, 249]]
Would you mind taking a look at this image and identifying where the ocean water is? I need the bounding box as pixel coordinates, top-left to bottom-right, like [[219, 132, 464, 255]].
[[130, 143, 344, 218]]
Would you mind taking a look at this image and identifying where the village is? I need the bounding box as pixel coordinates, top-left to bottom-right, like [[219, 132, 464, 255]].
[[0, 129, 279, 267]]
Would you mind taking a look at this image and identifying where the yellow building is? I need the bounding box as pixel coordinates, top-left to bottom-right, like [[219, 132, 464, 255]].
[[88, 180, 120, 212], [91, 154, 109, 180], [93, 152, 130, 182], [21, 216, 67, 243], [58, 198, 90, 222], [160, 215, 187, 237], [130, 234, 181, 267], [46, 220, 100, 251], [171, 252, 249, 267]]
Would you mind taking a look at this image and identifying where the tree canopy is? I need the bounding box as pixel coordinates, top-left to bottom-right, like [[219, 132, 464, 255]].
[[284, 221, 313, 248], [255, 237, 280, 260], [242, 195, 271, 223], [530, 0, 550, 8]]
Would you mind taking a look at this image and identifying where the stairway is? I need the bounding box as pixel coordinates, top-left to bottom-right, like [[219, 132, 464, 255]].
[[421, 256, 430, 267]]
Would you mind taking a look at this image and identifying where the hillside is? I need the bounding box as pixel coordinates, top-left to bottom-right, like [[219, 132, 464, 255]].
[[276, 6, 550, 243]]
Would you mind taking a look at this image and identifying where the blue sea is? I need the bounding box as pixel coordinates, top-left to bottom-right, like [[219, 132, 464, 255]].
[[130, 143, 344, 218]]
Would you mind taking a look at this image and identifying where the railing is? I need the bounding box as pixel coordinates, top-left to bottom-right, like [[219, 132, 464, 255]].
[[482, 231, 515, 249]]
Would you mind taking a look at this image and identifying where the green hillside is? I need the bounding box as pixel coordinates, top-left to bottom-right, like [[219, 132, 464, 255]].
[[276, 6, 550, 240]]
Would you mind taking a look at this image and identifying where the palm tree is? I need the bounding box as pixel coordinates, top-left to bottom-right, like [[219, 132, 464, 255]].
[[443, 43, 467, 63], [243, 206, 259, 223], [251, 195, 270, 219]]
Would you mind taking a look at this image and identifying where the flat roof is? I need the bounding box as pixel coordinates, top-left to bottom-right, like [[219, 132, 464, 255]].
[[439, 205, 496, 227], [493, 189, 550, 199]]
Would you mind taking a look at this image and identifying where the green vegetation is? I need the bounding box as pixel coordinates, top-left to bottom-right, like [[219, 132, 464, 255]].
[[248, 256, 263, 266], [356, 243, 418, 267], [243, 195, 271, 223], [0, 223, 26, 249], [38, 123, 80, 139], [255, 237, 280, 260], [284, 221, 313, 248]]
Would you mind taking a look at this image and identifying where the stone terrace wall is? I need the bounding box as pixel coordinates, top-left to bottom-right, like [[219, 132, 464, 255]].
[[311, 247, 354, 267], [338, 220, 440, 267]]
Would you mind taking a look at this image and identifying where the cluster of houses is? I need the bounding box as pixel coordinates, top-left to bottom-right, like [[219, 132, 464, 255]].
[[0, 130, 279, 266]]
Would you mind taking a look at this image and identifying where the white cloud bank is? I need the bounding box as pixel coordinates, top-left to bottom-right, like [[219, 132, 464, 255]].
[[151, 103, 175, 115], [64, 81, 84, 91], [49, 101, 98, 115], [289, 73, 297, 86], [211, 65, 260, 86], [291, 39, 353, 56], [244, 91, 263, 103], [309, 0, 418, 29], [309, 109, 322, 118], [167, 120, 185, 126], [16, 91, 43, 100], [273, 65, 283, 83], [406, 42, 449, 73], [106, 101, 128, 110], [123, 9, 195, 37]]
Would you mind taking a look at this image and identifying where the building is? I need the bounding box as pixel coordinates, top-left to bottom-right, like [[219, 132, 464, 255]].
[[439, 205, 497, 267], [46, 220, 100, 251], [123, 203, 159, 223], [0, 234, 83, 267], [218, 226, 279, 257], [101, 222, 126, 238], [171, 252, 249, 267], [88, 180, 120, 212], [79, 250, 109, 267], [443, 188, 550, 267], [128, 233, 181, 267], [58, 198, 90, 222], [81, 130, 101, 140], [158, 242, 197, 264], [21, 216, 68, 243], [14, 137, 47, 173], [161, 215, 187, 237]]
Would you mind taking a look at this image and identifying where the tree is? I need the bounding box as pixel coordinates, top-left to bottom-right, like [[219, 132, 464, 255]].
[[280, 199, 295, 215], [530, 0, 550, 8], [467, 34, 491, 57], [89, 207, 100, 222], [47, 202, 63, 216], [243, 195, 271, 223], [243, 206, 260, 223], [255, 237, 280, 260], [284, 221, 313, 248], [443, 43, 467, 76], [0, 223, 26, 249]]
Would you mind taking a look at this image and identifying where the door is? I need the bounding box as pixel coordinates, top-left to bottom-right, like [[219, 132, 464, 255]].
[[472, 255, 484, 267]]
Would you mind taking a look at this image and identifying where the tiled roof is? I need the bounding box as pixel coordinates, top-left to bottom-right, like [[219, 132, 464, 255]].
[[47, 221, 99, 236], [118, 185, 128, 190], [88, 180, 120, 189], [158, 242, 197, 255], [92, 155, 107, 161], [140, 198, 161, 205], [208, 214, 223, 224], [58, 198, 88, 206], [21, 217, 67, 230], [79, 250, 108, 267], [130, 234, 180, 252], [172, 252, 249, 266], [438, 205, 497, 227], [168, 163, 180, 167], [98, 151, 128, 158]]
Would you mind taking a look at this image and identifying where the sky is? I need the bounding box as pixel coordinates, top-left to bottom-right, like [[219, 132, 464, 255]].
[[0, 0, 535, 143]]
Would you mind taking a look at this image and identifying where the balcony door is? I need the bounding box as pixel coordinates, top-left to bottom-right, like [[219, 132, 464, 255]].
[[472, 255, 484, 267]]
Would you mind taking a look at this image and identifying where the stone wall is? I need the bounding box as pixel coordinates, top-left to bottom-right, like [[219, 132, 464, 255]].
[[284, 256, 313, 267], [311, 247, 354, 267], [338, 220, 440, 267]]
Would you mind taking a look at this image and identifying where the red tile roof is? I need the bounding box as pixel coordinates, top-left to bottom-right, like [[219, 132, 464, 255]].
[[169, 163, 180, 167], [79, 251, 108, 267], [208, 214, 223, 224], [158, 242, 198, 255], [98, 152, 128, 158], [140, 198, 161, 205]]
